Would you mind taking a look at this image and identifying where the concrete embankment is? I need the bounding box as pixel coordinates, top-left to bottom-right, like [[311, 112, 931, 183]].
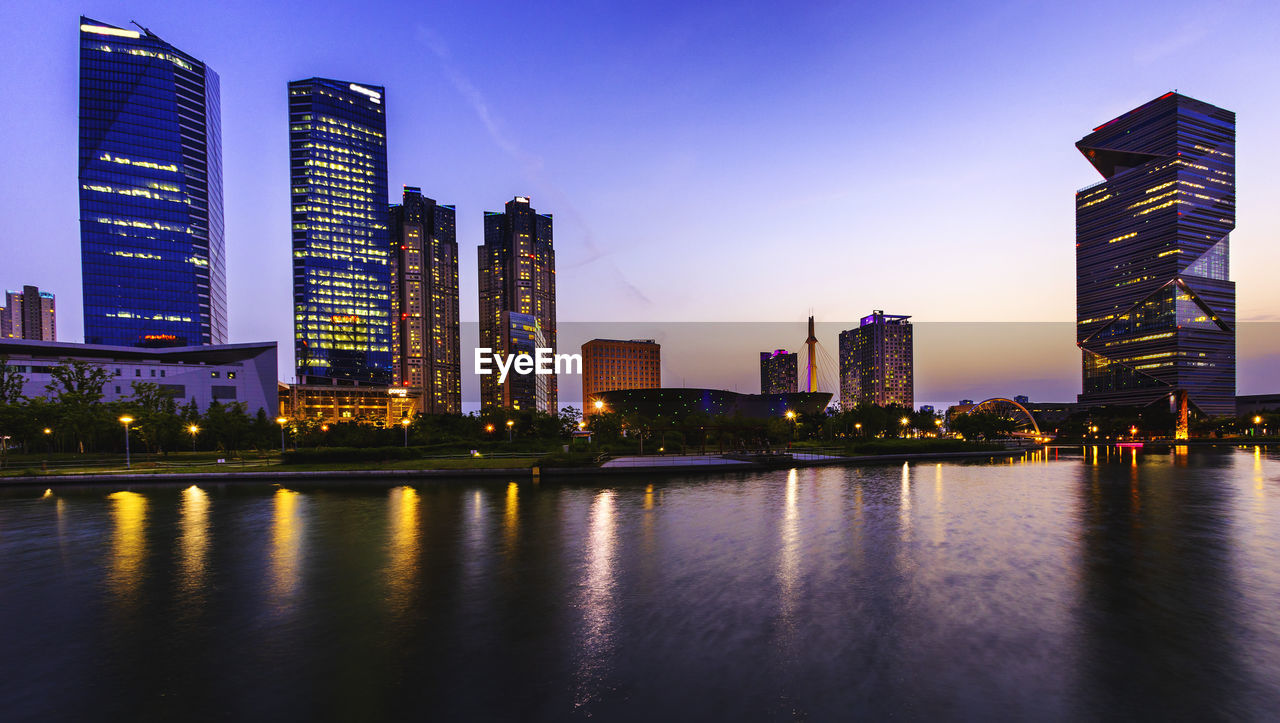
[[0, 449, 1028, 490]]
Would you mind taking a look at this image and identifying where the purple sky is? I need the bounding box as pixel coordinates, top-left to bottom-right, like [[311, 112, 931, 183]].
[[2, 0, 1278, 402]]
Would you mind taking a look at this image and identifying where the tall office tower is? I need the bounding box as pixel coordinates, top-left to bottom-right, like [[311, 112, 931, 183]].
[[760, 350, 798, 394], [1076, 93, 1235, 421], [78, 18, 226, 347], [583, 339, 661, 416], [478, 197, 556, 411], [839, 311, 913, 409], [388, 187, 460, 413], [289, 78, 392, 385], [2, 287, 57, 341]]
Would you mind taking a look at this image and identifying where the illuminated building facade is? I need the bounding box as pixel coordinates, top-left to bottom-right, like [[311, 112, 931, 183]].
[[1076, 93, 1236, 417], [582, 339, 660, 416], [78, 18, 226, 348], [478, 197, 556, 410], [289, 77, 392, 385], [279, 382, 420, 427], [389, 187, 460, 414], [839, 311, 913, 409], [1, 287, 56, 341], [759, 349, 797, 395], [495, 311, 549, 412]]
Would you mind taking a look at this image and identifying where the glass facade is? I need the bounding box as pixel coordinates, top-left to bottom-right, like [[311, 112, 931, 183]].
[[289, 78, 392, 385], [78, 17, 226, 348], [1075, 93, 1236, 416]]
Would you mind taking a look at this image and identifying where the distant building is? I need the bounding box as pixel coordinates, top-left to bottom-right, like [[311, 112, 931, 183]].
[[595, 388, 830, 420], [1237, 394, 1280, 416], [479, 197, 556, 411], [839, 311, 913, 408], [388, 187, 460, 414], [280, 381, 419, 427], [1013, 395, 1030, 405], [289, 77, 392, 386], [760, 350, 798, 395], [78, 18, 227, 347], [919, 405, 935, 415], [2, 286, 56, 341], [0, 339, 277, 416], [1076, 93, 1236, 417], [583, 339, 660, 416]]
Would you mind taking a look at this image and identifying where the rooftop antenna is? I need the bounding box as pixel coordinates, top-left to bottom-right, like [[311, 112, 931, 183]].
[[805, 314, 818, 393]]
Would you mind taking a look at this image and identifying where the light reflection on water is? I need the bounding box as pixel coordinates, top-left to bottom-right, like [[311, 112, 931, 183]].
[[1, 450, 1279, 720]]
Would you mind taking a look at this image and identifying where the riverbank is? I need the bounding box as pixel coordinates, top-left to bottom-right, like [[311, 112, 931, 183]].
[[0, 448, 1028, 488]]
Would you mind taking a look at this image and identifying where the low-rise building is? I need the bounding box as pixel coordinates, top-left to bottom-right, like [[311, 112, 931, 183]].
[[0, 339, 277, 415]]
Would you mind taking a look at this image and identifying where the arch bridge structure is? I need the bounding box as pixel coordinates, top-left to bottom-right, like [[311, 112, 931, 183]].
[[956, 397, 1043, 437]]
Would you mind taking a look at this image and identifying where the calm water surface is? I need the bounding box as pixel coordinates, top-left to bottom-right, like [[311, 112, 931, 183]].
[[2, 448, 1280, 721]]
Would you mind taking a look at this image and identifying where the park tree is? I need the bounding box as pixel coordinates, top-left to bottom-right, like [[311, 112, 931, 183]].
[[45, 360, 113, 453]]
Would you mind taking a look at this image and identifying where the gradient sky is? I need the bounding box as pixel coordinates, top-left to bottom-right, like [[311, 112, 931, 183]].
[[2, 0, 1278, 401]]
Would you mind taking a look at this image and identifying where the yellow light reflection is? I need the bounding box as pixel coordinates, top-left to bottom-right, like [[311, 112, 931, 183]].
[[504, 482, 519, 551], [42, 488, 53, 499], [107, 491, 147, 607], [178, 486, 210, 603], [270, 489, 302, 609], [386, 486, 420, 617], [779, 469, 800, 625], [575, 490, 617, 708], [643, 484, 654, 511]]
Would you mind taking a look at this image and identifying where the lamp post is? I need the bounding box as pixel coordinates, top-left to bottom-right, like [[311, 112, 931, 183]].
[[594, 399, 605, 412], [188, 424, 199, 452], [276, 417, 288, 454], [1254, 415, 1263, 437], [119, 416, 133, 469], [401, 417, 411, 447], [506, 419, 515, 443], [900, 416, 910, 439], [854, 422, 862, 438]]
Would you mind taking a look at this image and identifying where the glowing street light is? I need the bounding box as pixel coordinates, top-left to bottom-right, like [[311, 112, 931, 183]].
[[594, 399, 605, 411], [401, 417, 412, 447], [506, 419, 515, 443], [276, 416, 288, 454], [785, 410, 796, 420], [188, 424, 199, 452], [119, 415, 134, 469], [485, 423, 495, 434]]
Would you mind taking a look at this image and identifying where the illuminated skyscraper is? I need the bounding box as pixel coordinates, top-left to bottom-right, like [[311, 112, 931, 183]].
[[478, 197, 556, 411], [289, 78, 392, 385], [839, 311, 913, 409], [78, 17, 226, 347], [1075, 93, 1235, 418], [760, 350, 797, 394], [389, 187, 460, 414]]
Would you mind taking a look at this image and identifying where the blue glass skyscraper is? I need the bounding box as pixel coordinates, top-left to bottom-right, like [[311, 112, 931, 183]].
[[78, 18, 226, 347], [289, 78, 392, 385], [1076, 92, 1236, 418]]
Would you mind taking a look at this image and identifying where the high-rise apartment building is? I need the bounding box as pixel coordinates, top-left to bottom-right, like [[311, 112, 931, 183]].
[[583, 339, 661, 416], [760, 350, 797, 394], [78, 18, 226, 347], [1076, 93, 1235, 419], [1, 287, 57, 341], [388, 187, 460, 414], [478, 197, 556, 411], [289, 78, 392, 385], [839, 311, 913, 409]]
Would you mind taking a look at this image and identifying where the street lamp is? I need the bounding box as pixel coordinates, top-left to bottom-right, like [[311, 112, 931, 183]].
[[900, 416, 910, 438], [594, 399, 605, 412], [401, 417, 412, 447], [188, 424, 199, 452], [276, 416, 288, 454], [485, 423, 495, 434], [855, 422, 862, 437], [119, 416, 134, 469], [506, 419, 515, 443]]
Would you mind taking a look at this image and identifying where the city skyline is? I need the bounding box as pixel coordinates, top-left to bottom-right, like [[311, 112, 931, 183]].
[[3, 2, 1280, 403]]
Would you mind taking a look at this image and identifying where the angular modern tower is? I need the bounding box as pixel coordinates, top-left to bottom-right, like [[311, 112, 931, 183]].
[[388, 187, 461, 414], [289, 78, 392, 385], [1075, 93, 1236, 421], [478, 197, 556, 412], [78, 18, 226, 347]]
